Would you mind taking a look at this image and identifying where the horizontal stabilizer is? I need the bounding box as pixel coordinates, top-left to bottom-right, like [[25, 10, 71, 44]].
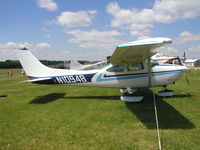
[[19, 77, 52, 83]]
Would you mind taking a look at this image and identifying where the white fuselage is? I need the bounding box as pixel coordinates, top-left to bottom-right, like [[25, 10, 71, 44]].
[[29, 62, 187, 88], [16, 47, 187, 89]]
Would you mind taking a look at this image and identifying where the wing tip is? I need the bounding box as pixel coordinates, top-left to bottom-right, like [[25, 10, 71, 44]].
[[118, 37, 172, 47]]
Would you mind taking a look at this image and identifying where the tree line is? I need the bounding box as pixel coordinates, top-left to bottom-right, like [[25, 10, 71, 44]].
[[0, 60, 64, 69]]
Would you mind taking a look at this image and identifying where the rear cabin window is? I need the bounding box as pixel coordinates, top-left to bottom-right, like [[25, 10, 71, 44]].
[[107, 65, 124, 72], [125, 63, 144, 71]]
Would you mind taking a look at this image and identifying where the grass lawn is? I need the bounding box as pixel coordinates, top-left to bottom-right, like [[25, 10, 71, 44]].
[[0, 69, 200, 150]]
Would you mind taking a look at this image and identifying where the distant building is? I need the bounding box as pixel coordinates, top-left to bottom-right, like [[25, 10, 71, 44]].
[[184, 59, 200, 67]]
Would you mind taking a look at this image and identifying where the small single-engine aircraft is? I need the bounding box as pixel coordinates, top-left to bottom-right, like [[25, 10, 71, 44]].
[[16, 37, 187, 102], [151, 52, 187, 65], [151, 53, 179, 64]]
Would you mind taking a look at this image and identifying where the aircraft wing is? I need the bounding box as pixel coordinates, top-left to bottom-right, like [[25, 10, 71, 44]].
[[108, 38, 172, 64]]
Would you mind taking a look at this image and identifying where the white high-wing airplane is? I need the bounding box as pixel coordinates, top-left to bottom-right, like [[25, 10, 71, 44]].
[[16, 37, 187, 102], [151, 53, 178, 64]]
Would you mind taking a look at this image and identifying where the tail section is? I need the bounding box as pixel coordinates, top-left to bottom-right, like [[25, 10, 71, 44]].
[[16, 48, 51, 77]]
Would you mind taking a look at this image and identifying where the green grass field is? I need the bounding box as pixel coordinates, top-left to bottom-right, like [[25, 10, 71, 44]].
[[0, 69, 200, 150]]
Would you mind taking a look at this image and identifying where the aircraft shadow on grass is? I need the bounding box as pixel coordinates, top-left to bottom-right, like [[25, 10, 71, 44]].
[[125, 88, 194, 129], [29, 93, 119, 104], [29, 93, 66, 104], [29, 90, 194, 129]]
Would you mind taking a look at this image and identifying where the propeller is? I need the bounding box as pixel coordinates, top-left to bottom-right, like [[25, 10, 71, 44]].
[[183, 52, 186, 61]]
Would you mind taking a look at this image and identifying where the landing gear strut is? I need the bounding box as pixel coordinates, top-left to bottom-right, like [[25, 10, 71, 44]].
[[158, 85, 174, 97]]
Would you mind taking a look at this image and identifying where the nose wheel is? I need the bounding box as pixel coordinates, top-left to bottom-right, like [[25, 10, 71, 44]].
[[158, 86, 174, 97]]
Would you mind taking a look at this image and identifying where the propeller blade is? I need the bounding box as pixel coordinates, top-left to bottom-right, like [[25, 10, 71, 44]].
[[183, 52, 185, 58], [183, 52, 186, 62]]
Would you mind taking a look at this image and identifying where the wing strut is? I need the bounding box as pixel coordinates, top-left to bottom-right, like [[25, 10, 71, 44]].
[[147, 57, 152, 87]]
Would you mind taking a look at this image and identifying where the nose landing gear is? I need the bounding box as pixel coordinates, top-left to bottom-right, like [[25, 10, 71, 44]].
[[158, 85, 174, 97]]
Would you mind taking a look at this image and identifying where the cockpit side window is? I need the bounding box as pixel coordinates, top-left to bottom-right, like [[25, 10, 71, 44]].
[[125, 63, 144, 71], [106, 64, 124, 72]]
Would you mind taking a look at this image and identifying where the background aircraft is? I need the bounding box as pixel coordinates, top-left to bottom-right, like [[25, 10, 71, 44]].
[[70, 60, 107, 70], [151, 53, 178, 64]]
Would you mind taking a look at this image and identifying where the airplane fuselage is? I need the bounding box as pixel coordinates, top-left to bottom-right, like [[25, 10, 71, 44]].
[[28, 62, 187, 88]]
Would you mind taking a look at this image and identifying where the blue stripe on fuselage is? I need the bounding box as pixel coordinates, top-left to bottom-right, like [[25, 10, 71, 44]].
[[96, 70, 182, 82], [29, 73, 96, 84]]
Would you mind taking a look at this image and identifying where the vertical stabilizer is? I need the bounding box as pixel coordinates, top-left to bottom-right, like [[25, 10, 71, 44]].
[[16, 48, 50, 77]]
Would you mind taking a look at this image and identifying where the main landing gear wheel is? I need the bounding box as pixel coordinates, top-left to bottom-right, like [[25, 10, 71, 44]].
[[120, 95, 143, 102], [158, 86, 174, 97], [120, 88, 143, 102]]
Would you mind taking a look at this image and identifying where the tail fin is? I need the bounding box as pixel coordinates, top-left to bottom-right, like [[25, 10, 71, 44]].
[[16, 48, 50, 77]]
